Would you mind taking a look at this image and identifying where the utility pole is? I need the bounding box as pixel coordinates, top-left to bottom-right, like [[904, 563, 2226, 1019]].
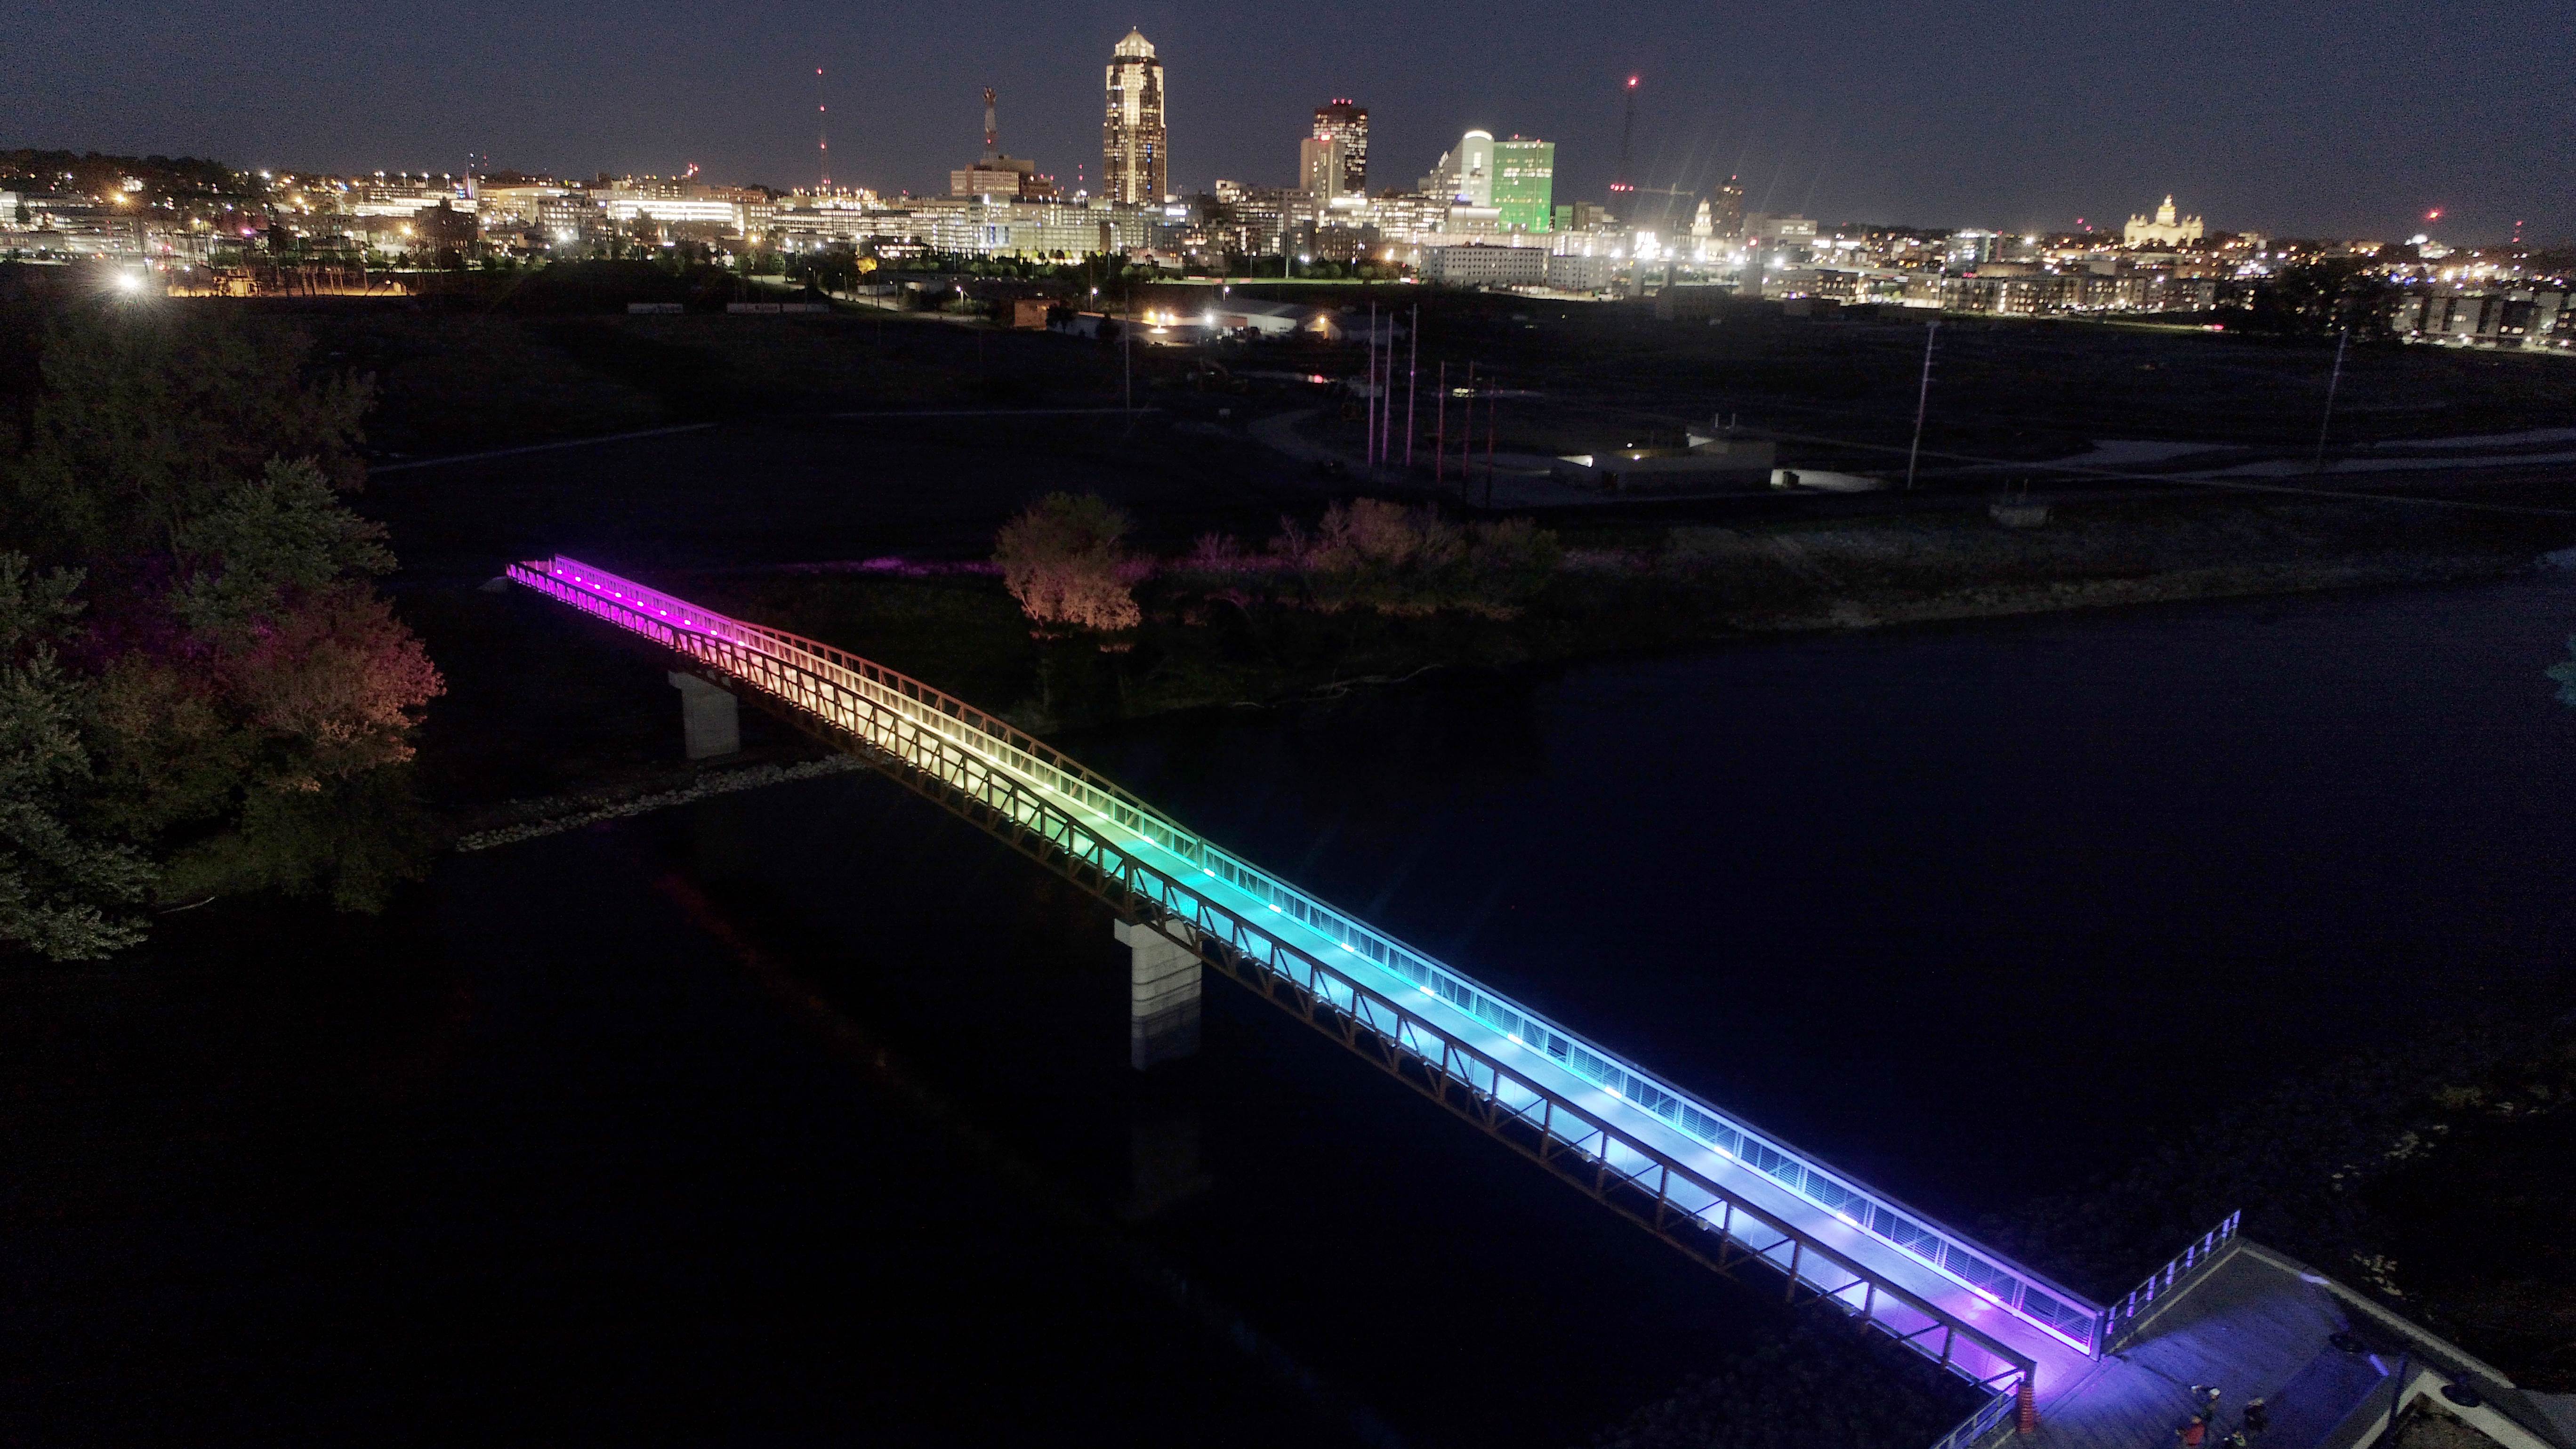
[[2313, 326, 2350, 474], [1435, 360, 1447, 490], [1904, 314, 1939, 490], [1374, 314, 1386, 470], [1485, 370, 1498, 509], [1367, 302, 1378, 468], [1385, 307, 1397, 467], [1405, 304, 1418, 469], [1462, 362, 1475, 501]]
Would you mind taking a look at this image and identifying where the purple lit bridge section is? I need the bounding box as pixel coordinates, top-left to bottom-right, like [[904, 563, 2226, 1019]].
[[507, 555, 2125, 1439]]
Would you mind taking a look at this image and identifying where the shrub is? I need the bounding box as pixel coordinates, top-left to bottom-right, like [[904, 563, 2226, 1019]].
[[1287, 500, 1562, 618], [993, 493, 1142, 634]]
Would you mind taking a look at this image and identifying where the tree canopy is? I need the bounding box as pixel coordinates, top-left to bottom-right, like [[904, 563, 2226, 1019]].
[[0, 294, 442, 958]]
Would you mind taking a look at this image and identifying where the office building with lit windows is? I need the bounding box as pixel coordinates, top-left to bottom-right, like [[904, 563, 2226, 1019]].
[[1102, 29, 1168, 205], [1491, 137, 1554, 233], [1310, 99, 1368, 197]]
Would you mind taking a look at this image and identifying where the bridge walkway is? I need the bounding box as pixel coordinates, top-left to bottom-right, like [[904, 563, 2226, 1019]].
[[521, 556, 2575, 1449], [2029, 1239, 2572, 1449]]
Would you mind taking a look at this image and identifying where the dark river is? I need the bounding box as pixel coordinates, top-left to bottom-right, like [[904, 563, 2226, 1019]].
[[42, 576, 2576, 1447]]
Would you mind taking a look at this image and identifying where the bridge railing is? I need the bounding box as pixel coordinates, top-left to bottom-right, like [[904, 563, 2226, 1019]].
[[1925, 1387, 2021, 1449], [510, 555, 2101, 1364], [2100, 1211, 2243, 1353]]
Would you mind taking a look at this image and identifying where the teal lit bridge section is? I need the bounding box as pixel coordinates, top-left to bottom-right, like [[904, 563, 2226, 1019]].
[[508, 555, 2114, 1427]]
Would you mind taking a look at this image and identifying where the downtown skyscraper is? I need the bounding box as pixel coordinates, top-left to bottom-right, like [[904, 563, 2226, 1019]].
[[1309, 99, 1367, 197], [1101, 29, 1167, 205]]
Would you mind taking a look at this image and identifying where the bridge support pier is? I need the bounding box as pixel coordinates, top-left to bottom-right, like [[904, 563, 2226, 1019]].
[[1116, 919, 1200, 1071], [668, 671, 740, 759]]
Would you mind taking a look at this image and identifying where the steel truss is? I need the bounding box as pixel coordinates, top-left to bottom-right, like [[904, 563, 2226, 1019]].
[[509, 559, 2040, 1404]]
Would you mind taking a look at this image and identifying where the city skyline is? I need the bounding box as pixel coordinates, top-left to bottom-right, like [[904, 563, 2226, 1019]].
[[13, 0, 2570, 241]]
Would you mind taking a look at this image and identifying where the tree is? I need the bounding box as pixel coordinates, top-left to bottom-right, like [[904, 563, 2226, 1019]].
[[0, 555, 155, 958], [2243, 259, 2399, 340], [1286, 499, 1563, 617], [0, 302, 443, 957], [994, 493, 1142, 634], [2, 305, 370, 558]]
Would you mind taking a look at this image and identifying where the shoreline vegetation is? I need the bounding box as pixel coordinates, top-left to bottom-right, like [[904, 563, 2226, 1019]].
[[685, 491, 2564, 734], [454, 491, 2568, 843]]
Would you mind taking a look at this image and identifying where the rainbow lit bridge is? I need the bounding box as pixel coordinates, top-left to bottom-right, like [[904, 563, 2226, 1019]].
[[508, 556, 2570, 1449]]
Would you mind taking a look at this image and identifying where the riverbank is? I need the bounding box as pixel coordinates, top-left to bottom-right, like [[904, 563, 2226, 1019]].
[[675, 493, 2566, 735], [411, 490, 2573, 842]]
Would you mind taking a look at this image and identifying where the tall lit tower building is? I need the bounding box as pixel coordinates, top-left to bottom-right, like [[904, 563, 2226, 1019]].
[[1102, 29, 1167, 205], [1311, 99, 1368, 196]]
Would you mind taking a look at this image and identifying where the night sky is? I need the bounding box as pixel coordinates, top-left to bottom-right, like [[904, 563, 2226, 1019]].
[[16, 0, 2570, 240]]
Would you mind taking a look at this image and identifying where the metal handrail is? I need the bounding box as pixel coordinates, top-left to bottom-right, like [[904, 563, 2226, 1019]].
[[2101, 1211, 2243, 1352], [511, 556, 2088, 1367], [1926, 1387, 2021, 1449]]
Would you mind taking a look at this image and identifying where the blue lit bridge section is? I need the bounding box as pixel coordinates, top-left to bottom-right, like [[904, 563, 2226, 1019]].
[[508, 555, 2111, 1423]]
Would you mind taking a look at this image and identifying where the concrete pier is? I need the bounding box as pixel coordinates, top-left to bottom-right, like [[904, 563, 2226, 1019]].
[[668, 671, 740, 759], [1115, 918, 1201, 1071]]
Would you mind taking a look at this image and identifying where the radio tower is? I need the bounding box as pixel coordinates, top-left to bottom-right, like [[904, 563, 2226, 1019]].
[[815, 66, 830, 190], [1610, 74, 1639, 220], [982, 87, 999, 160]]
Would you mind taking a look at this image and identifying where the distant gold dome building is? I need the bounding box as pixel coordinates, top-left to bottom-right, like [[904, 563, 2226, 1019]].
[[2124, 195, 2204, 248]]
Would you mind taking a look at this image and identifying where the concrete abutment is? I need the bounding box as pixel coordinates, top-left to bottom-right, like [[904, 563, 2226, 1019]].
[[668, 671, 740, 759], [1116, 918, 1201, 1071]]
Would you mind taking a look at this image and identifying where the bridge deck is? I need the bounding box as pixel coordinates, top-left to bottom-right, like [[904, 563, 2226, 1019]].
[[509, 556, 2142, 1428], [1093, 797, 2096, 1391]]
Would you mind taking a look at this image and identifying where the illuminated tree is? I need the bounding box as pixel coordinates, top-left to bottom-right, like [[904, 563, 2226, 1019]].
[[994, 493, 1142, 634]]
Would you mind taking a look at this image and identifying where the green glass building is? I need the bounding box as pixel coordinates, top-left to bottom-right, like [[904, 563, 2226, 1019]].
[[1491, 137, 1555, 233]]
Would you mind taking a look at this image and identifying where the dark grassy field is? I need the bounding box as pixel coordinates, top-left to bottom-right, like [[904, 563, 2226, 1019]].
[[282, 289, 2576, 473]]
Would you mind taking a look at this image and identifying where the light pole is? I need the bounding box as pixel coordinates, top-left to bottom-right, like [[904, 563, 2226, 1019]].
[[1904, 312, 1940, 491], [2313, 326, 2351, 474]]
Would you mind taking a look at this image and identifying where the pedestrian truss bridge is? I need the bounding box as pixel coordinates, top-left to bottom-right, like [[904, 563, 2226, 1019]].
[[515, 556, 2539, 1449]]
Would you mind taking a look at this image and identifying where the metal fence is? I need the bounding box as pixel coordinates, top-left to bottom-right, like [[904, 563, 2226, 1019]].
[[509, 556, 2088, 1385], [2101, 1211, 2243, 1352]]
